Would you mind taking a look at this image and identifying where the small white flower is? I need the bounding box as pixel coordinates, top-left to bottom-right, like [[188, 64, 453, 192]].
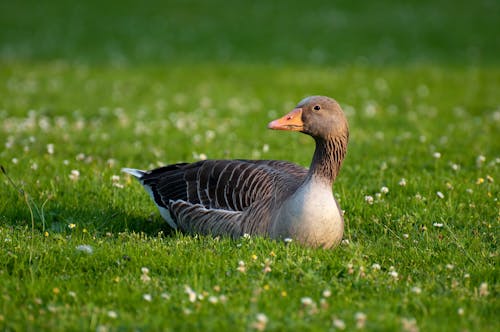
[[75, 245, 93, 254], [380, 186, 389, 194], [237, 260, 246, 273], [284, 237, 293, 243], [411, 286, 422, 294], [333, 318, 346, 330], [161, 292, 171, 300], [457, 307, 464, 315], [47, 143, 54, 155], [355, 312, 367, 329], [301, 297, 314, 306], [446, 264, 454, 270], [143, 294, 152, 302], [69, 169, 80, 181], [372, 263, 381, 270], [262, 144, 269, 153], [433, 222, 443, 228], [476, 155, 486, 167], [436, 191, 444, 199], [141, 267, 149, 274], [479, 282, 489, 296], [389, 270, 398, 279], [185, 286, 197, 302], [252, 313, 268, 331], [111, 175, 120, 182], [107, 310, 118, 319], [433, 152, 441, 159], [322, 289, 332, 298], [399, 178, 407, 186], [364, 195, 374, 205], [403, 233, 409, 239], [208, 296, 218, 304]]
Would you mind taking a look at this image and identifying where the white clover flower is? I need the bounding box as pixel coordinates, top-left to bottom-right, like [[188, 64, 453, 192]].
[[399, 178, 407, 186], [301, 297, 314, 306], [372, 263, 381, 270], [479, 282, 489, 296], [75, 245, 93, 254], [107, 310, 118, 319], [476, 155, 486, 167], [433, 152, 441, 159], [380, 186, 389, 194], [411, 286, 422, 294], [436, 191, 444, 199], [143, 294, 152, 302], [184, 286, 197, 302], [252, 313, 268, 331], [364, 195, 374, 205], [355, 312, 367, 329], [333, 318, 346, 330], [322, 289, 332, 298], [433, 223, 444, 228], [237, 260, 246, 273], [69, 170, 80, 181], [47, 143, 54, 155]]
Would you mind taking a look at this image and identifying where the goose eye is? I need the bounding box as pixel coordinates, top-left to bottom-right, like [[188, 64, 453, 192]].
[[313, 105, 321, 111]]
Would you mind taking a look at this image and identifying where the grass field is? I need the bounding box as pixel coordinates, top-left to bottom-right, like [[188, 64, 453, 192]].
[[0, 0, 499, 331]]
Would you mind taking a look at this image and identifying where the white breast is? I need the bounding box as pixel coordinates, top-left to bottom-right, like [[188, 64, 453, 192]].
[[270, 178, 344, 248]]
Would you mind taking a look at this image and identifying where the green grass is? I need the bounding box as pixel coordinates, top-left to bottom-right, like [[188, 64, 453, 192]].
[[0, 0, 499, 331]]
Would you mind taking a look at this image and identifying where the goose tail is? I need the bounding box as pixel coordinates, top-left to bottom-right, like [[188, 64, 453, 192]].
[[121, 168, 146, 179]]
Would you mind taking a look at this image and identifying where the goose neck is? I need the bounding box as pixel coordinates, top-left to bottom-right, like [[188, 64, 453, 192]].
[[308, 135, 347, 185]]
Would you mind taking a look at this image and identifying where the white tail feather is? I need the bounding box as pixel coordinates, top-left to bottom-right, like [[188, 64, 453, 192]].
[[121, 168, 145, 179]]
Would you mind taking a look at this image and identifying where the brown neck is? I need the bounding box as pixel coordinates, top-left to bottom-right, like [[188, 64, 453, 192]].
[[308, 134, 348, 185]]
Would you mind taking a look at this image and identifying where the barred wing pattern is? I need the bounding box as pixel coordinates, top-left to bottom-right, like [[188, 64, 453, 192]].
[[139, 160, 308, 236]]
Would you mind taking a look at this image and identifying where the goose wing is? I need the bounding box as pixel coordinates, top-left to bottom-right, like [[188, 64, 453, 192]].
[[140, 159, 306, 212]]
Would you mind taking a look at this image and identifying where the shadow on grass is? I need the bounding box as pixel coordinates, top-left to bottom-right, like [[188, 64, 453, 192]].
[[0, 198, 175, 238]]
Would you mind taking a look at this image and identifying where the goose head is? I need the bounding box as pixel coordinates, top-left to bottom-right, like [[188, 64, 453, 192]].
[[268, 96, 348, 141]]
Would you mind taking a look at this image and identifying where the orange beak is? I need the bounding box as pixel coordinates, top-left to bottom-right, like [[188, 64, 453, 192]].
[[267, 108, 303, 131]]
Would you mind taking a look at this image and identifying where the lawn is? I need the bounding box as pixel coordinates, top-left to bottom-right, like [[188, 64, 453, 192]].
[[0, 0, 499, 331]]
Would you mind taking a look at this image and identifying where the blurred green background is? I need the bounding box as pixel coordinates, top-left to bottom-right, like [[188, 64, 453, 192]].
[[1, 0, 498, 66]]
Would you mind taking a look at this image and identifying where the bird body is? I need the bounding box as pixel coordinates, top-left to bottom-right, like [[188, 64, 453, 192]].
[[123, 96, 348, 248]]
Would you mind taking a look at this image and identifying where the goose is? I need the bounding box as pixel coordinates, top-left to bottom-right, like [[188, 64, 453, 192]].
[[123, 96, 349, 248]]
